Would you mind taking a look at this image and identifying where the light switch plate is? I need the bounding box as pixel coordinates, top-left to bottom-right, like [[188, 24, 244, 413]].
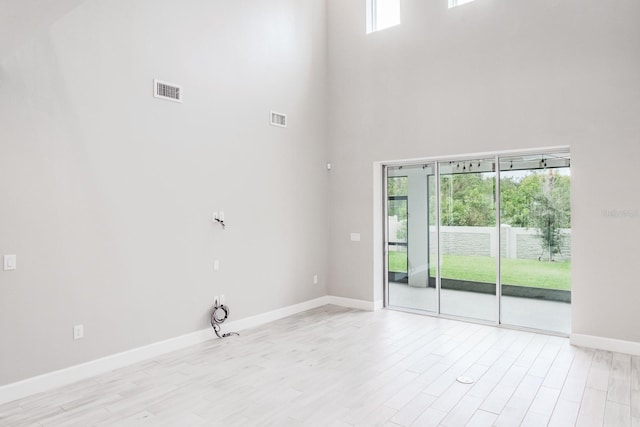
[[350, 233, 361, 242], [73, 324, 84, 340], [3, 255, 16, 271]]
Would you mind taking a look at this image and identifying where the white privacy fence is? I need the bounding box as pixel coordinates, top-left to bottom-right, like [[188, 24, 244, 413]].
[[435, 226, 571, 260], [389, 217, 571, 261]]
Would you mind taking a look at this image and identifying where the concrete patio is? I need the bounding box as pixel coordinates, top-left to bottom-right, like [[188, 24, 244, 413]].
[[389, 282, 571, 334]]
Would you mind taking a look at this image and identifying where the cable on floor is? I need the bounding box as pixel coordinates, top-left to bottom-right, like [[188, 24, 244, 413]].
[[210, 304, 239, 338]]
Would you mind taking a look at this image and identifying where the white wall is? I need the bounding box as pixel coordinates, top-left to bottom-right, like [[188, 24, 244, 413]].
[[0, 0, 328, 385], [2, 0, 640, 388], [327, 0, 640, 343]]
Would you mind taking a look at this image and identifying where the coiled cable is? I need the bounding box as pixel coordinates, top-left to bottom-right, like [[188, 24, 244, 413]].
[[210, 304, 239, 338]]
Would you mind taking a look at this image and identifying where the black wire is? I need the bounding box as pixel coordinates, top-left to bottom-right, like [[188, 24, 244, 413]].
[[210, 304, 239, 339]]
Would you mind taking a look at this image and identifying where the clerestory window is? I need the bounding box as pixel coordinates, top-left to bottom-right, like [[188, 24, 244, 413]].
[[366, 0, 401, 34], [449, 0, 476, 8]]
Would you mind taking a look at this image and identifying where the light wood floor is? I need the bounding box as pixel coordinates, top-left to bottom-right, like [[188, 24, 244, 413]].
[[1, 305, 638, 426]]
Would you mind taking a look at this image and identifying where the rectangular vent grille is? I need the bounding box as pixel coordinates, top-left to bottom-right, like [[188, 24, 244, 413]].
[[154, 79, 182, 103], [270, 111, 287, 128]]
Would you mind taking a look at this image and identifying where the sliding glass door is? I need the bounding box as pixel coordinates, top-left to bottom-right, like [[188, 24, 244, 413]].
[[438, 160, 497, 322], [387, 164, 437, 312], [385, 151, 571, 334], [499, 154, 571, 334]]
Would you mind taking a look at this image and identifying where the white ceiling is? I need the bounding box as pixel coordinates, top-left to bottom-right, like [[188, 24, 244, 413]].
[[0, 0, 87, 59]]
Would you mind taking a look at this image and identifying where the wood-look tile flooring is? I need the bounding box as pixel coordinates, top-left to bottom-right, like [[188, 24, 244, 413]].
[[1, 305, 638, 426]]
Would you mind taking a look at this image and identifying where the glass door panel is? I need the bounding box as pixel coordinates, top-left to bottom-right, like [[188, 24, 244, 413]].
[[438, 160, 497, 322], [384, 151, 571, 335], [387, 197, 408, 284], [387, 165, 437, 312], [499, 153, 571, 333]]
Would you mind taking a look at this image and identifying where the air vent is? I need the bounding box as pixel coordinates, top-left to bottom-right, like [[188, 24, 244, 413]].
[[154, 79, 182, 103], [270, 111, 287, 128]]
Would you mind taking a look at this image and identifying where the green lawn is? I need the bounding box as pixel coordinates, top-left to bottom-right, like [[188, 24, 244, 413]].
[[389, 250, 408, 272], [388, 252, 570, 291]]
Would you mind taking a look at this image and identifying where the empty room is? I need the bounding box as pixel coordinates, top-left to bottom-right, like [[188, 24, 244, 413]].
[[1, 0, 639, 426]]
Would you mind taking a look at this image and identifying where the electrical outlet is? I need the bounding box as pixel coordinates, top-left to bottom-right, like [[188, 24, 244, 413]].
[[313, 274, 318, 284], [220, 294, 225, 305], [213, 259, 220, 271], [213, 295, 220, 307], [3, 254, 16, 271], [73, 324, 84, 340]]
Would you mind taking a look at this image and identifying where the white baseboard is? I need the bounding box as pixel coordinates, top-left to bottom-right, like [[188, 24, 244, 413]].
[[327, 296, 382, 311], [224, 296, 330, 332], [0, 296, 330, 405], [571, 333, 640, 356], [0, 328, 213, 406]]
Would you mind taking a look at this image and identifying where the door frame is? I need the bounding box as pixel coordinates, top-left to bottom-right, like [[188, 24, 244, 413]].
[[376, 146, 571, 335]]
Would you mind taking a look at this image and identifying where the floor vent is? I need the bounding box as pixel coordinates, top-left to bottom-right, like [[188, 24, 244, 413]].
[[456, 376, 474, 384], [270, 111, 287, 128], [154, 79, 182, 103]]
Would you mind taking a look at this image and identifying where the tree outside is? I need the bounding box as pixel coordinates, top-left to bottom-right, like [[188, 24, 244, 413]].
[[387, 168, 571, 276], [438, 170, 570, 261], [529, 170, 570, 261]]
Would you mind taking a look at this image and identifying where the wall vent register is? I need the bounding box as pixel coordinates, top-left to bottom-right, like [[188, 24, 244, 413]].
[[154, 79, 182, 103], [270, 111, 287, 128]]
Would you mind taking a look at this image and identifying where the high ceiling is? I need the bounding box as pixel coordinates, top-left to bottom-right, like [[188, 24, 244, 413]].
[[0, 0, 87, 59]]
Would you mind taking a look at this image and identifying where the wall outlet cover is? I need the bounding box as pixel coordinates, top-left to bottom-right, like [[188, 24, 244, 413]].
[[73, 324, 84, 340], [3, 254, 16, 271]]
